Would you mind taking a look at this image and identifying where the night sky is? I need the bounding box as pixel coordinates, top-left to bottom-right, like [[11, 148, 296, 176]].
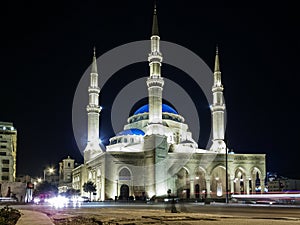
[[1, 1, 299, 179]]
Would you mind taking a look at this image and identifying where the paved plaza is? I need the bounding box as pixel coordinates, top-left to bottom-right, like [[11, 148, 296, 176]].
[[12, 202, 300, 225]]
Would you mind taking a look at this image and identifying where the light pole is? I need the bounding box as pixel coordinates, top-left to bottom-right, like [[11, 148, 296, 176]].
[[224, 133, 229, 204], [43, 167, 54, 181], [225, 144, 229, 203], [116, 179, 119, 201]]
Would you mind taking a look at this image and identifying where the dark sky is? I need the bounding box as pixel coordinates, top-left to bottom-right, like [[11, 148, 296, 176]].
[[1, 1, 299, 179]]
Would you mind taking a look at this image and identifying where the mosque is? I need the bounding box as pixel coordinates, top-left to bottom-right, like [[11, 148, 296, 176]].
[[72, 7, 266, 201]]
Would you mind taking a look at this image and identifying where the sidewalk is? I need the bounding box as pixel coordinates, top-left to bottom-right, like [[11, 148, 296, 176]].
[[16, 210, 54, 225]]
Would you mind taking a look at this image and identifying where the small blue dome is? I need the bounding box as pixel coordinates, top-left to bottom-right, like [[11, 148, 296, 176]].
[[133, 104, 178, 115], [116, 128, 145, 136]]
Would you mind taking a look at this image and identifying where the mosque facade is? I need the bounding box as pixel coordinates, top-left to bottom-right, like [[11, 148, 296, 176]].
[[72, 7, 266, 201]]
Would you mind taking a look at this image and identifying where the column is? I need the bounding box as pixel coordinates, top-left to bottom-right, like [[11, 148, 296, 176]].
[[205, 177, 211, 198], [230, 177, 235, 194], [190, 179, 195, 199], [236, 179, 240, 194], [245, 177, 250, 195], [260, 177, 265, 193], [251, 174, 255, 194]]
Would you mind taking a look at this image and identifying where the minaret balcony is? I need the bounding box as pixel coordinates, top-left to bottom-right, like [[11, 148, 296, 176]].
[[86, 105, 101, 113], [210, 104, 225, 112], [146, 77, 164, 88], [148, 54, 162, 62], [212, 86, 224, 92], [88, 87, 100, 93]]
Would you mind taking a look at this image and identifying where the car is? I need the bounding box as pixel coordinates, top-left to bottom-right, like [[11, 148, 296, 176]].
[[80, 196, 90, 202], [255, 200, 277, 205], [0, 197, 17, 202]]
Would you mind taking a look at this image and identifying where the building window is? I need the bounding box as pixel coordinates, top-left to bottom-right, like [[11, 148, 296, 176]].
[[0, 145, 6, 148], [2, 168, 9, 172], [0, 152, 6, 156], [68, 163, 70, 167], [0, 140, 7, 143], [130, 138, 134, 143], [2, 159, 9, 164], [1, 176, 9, 180]]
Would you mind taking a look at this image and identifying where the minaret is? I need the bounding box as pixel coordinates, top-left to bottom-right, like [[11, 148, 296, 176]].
[[210, 46, 226, 153], [146, 4, 164, 134], [84, 47, 102, 162], [143, 3, 168, 198]]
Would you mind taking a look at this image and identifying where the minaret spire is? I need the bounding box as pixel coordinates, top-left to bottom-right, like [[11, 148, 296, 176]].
[[152, 2, 159, 36], [147, 1, 164, 131], [214, 45, 220, 72], [84, 47, 102, 162], [210, 46, 226, 153], [91, 46, 98, 74]]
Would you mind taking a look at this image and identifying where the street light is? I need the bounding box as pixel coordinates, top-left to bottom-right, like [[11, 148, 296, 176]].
[[116, 180, 118, 197], [224, 133, 229, 204], [225, 144, 229, 203], [43, 167, 55, 181]]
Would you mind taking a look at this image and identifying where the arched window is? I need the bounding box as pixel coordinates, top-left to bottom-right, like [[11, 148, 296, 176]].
[[119, 168, 131, 181]]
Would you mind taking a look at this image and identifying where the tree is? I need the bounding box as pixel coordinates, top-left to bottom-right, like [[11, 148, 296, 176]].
[[83, 181, 96, 201]]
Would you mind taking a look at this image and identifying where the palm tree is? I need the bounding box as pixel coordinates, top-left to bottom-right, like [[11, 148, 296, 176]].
[[83, 181, 96, 201]]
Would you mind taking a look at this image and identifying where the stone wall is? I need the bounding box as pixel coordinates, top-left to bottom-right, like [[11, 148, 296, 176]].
[[0, 181, 26, 202]]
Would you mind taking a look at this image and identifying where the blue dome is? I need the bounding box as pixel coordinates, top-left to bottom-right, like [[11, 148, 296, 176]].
[[133, 104, 178, 115], [116, 128, 145, 136]]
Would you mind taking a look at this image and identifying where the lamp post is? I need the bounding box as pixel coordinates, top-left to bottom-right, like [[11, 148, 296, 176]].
[[43, 167, 54, 181], [116, 179, 119, 198], [224, 133, 229, 204], [225, 144, 229, 203], [114, 179, 119, 202]]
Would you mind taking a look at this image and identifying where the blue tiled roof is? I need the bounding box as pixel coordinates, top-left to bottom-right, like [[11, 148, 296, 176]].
[[116, 128, 145, 136], [133, 104, 178, 115]]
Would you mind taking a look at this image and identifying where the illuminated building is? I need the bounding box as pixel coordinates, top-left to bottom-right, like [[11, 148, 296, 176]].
[[0, 122, 17, 182], [58, 156, 75, 193], [73, 6, 266, 201]]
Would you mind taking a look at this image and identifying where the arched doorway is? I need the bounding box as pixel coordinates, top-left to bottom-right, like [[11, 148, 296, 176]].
[[250, 168, 262, 194], [120, 184, 129, 200], [175, 168, 190, 199], [234, 168, 246, 194], [118, 168, 131, 200], [210, 166, 226, 198], [194, 167, 206, 199]]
